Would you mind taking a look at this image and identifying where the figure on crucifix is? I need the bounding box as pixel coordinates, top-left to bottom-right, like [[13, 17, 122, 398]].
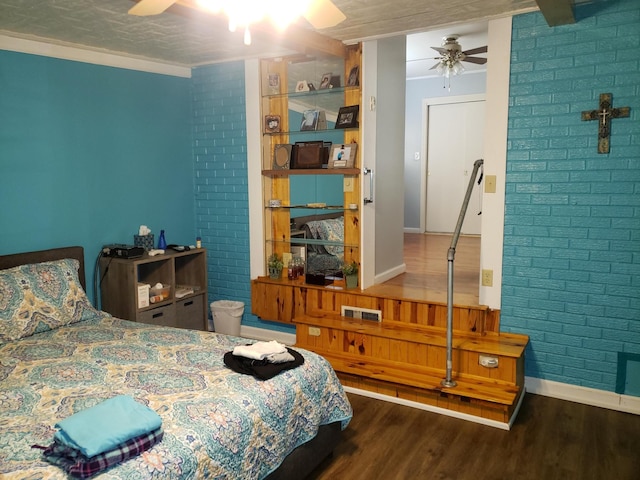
[[581, 93, 630, 154]]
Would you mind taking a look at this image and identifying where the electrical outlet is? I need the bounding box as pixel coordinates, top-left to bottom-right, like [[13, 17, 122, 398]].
[[481, 269, 493, 287], [485, 175, 497, 193], [308, 327, 321, 336]]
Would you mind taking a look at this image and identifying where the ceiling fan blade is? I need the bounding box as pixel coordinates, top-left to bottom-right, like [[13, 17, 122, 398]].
[[431, 46, 448, 54], [462, 46, 488, 56], [462, 56, 487, 65], [429, 62, 441, 70], [304, 0, 347, 29], [128, 0, 177, 16]]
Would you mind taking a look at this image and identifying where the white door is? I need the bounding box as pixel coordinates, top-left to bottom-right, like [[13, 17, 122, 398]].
[[425, 99, 485, 234]]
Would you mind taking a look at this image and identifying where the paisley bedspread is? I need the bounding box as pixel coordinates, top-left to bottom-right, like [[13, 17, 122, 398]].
[[0, 315, 353, 479]]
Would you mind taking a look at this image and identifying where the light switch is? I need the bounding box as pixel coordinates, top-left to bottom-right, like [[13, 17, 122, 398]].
[[485, 175, 497, 193]]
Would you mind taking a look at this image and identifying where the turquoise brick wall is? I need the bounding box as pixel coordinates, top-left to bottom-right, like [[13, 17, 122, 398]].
[[502, 0, 640, 393], [191, 62, 294, 333]]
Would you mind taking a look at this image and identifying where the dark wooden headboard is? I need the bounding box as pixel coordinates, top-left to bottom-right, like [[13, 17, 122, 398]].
[[0, 246, 86, 290]]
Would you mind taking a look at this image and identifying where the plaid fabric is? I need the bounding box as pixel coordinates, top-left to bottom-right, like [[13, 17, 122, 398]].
[[41, 427, 163, 478]]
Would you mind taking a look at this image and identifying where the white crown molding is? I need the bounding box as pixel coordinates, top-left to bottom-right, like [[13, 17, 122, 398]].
[[0, 34, 191, 78]]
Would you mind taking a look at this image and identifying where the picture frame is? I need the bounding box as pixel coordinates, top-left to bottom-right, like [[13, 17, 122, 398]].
[[300, 109, 320, 131], [295, 80, 310, 92], [335, 105, 359, 129], [273, 144, 292, 170], [267, 73, 280, 94], [291, 141, 323, 169], [329, 75, 341, 88], [319, 72, 332, 89], [328, 143, 358, 169], [264, 114, 281, 133], [347, 65, 360, 86]]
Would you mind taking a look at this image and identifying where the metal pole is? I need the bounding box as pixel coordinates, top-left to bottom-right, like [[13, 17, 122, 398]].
[[441, 159, 484, 388]]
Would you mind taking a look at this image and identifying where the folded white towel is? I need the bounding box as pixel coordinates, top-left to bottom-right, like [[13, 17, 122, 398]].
[[232, 340, 287, 360], [265, 351, 295, 364]]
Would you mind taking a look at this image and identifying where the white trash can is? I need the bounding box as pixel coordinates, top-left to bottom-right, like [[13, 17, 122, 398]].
[[210, 300, 244, 336]]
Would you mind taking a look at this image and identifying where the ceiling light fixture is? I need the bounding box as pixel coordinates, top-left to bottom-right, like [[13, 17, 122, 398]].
[[196, 0, 313, 45], [430, 35, 488, 91]]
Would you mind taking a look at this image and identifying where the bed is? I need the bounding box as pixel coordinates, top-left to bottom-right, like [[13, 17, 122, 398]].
[[291, 213, 344, 276], [0, 246, 352, 479]]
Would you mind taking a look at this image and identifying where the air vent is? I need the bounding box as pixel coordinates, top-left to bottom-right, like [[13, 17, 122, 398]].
[[341, 305, 382, 322]]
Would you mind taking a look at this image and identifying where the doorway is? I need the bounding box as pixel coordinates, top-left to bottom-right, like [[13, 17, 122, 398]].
[[424, 95, 485, 234]]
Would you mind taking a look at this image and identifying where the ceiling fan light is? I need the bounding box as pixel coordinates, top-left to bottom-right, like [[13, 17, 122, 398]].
[[452, 62, 465, 76]]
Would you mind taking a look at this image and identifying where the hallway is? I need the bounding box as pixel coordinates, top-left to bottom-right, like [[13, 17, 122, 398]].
[[365, 233, 480, 306]]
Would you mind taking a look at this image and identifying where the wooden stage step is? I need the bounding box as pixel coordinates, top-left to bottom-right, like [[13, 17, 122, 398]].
[[309, 347, 520, 405], [294, 314, 529, 425]]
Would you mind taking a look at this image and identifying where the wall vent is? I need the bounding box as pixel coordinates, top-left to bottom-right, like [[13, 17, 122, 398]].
[[341, 305, 382, 322]]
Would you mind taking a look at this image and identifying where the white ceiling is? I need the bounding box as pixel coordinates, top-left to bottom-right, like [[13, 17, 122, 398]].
[[0, 0, 535, 72]]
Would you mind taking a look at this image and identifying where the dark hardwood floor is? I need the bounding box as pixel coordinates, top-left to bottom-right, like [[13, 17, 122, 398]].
[[310, 392, 640, 480]]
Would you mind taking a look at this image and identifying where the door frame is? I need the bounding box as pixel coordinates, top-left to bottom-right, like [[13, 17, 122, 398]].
[[420, 94, 485, 233]]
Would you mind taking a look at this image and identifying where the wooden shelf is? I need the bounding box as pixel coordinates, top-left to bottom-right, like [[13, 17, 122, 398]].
[[99, 249, 208, 331], [262, 168, 359, 177]]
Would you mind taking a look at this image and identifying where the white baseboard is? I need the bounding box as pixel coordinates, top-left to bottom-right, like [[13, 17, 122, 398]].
[[240, 325, 296, 345], [343, 386, 522, 430], [525, 376, 640, 415], [374, 262, 406, 284]]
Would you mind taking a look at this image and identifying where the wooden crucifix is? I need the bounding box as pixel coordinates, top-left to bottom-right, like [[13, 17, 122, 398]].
[[581, 93, 630, 154]]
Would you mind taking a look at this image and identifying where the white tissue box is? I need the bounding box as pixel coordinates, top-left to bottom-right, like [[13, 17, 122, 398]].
[[137, 283, 150, 308]]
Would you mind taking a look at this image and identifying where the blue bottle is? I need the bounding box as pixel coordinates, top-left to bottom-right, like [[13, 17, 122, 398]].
[[158, 230, 167, 250]]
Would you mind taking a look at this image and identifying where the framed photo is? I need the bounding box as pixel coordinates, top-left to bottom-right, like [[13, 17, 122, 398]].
[[329, 75, 341, 88], [300, 109, 320, 131], [264, 114, 281, 133], [295, 80, 310, 92], [335, 105, 359, 129], [267, 73, 280, 94], [273, 144, 292, 170], [319, 72, 332, 89], [347, 65, 360, 86], [329, 143, 358, 169], [291, 142, 323, 169]]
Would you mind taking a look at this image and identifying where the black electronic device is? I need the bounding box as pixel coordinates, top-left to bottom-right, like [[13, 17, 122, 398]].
[[102, 244, 144, 259]]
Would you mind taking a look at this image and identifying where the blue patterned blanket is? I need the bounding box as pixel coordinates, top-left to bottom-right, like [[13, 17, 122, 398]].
[[0, 315, 352, 479]]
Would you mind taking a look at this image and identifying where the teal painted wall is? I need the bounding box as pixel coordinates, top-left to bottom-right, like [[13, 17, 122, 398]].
[[502, 0, 640, 394], [0, 51, 194, 302], [191, 62, 294, 333]]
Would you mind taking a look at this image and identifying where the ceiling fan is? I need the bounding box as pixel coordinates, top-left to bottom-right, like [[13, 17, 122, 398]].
[[128, 0, 347, 30], [430, 35, 488, 77]]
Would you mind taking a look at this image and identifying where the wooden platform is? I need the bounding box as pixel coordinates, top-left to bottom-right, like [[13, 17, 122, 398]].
[[251, 233, 529, 426]]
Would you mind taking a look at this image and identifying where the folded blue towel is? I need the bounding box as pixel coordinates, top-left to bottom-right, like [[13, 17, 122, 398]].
[[54, 395, 162, 458]]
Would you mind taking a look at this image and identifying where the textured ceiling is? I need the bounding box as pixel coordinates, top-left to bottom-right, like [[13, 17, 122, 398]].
[[0, 0, 539, 68]]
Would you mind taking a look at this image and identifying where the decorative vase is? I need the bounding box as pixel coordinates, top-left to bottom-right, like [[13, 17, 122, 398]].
[[158, 230, 167, 250], [269, 266, 282, 279], [345, 274, 358, 289]]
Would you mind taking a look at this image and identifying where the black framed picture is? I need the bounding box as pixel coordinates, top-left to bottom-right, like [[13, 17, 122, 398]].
[[335, 105, 359, 129]]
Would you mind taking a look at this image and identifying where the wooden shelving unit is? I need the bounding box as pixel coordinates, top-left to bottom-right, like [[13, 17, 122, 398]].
[[100, 249, 208, 331]]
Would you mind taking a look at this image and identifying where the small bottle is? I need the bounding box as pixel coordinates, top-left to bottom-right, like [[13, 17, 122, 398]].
[[158, 230, 167, 250], [196, 237, 202, 249], [287, 258, 296, 280]]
